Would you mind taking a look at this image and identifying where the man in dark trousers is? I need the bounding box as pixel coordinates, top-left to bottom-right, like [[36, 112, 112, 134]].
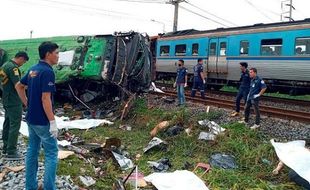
[[191, 58, 206, 99], [0, 51, 29, 160], [16, 41, 59, 190], [231, 62, 251, 117], [239, 68, 267, 129], [174, 59, 187, 106]]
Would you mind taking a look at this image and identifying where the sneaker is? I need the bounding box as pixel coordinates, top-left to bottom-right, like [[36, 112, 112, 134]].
[[250, 124, 260, 130], [230, 111, 239, 117], [4, 153, 24, 161], [238, 120, 247, 124]]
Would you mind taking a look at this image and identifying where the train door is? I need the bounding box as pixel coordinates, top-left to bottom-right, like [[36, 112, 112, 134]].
[[207, 38, 228, 74]]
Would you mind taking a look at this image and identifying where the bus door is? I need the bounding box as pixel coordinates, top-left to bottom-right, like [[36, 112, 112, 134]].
[[207, 38, 228, 73]]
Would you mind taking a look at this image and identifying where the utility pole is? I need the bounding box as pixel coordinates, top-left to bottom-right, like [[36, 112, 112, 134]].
[[281, 0, 294, 21], [167, 0, 185, 32], [288, 0, 293, 21]]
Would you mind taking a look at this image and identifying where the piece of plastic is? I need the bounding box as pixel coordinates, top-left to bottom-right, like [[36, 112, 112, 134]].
[[198, 132, 215, 141], [209, 153, 238, 169], [144, 170, 209, 190], [143, 137, 167, 153], [271, 139, 310, 183]]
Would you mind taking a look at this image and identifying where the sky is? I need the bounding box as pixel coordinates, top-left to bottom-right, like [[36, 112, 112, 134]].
[[0, 0, 310, 40]]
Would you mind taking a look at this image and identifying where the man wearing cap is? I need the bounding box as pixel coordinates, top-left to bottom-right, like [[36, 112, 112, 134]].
[[0, 51, 29, 160]]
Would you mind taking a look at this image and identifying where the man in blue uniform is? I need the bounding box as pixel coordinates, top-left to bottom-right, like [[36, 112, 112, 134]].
[[174, 59, 187, 106], [191, 58, 206, 99], [231, 62, 251, 117], [240, 68, 267, 129], [0, 51, 29, 160], [16, 41, 59, 190]]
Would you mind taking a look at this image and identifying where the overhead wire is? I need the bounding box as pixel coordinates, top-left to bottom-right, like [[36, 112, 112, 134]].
[[179, 5, 230, 27], [7, 0, 156, 22], [244, 0, 276, 22], [110, 0, 167, 3], [185, 1, 238, 27]]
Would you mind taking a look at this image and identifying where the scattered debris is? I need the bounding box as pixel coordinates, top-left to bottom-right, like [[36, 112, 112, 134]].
[[79, 176, 96, 187], [58, 151, 75, 160], [0, 166, 25, 182], [113, 166, 138, 190], [0, 169, 8, 182], [147, 158, 172, 172], [261, 158, 272, 165], [150, 121, 170, 137], [185, 128, 192, 136], [135, 154, 141, 161], [198, 120, 226, 135], [112, 151, 134, 170], [80, 90, 98, 103], [125, 171, 147, 188], [193, 163, 211, 178], [209, 153, 238, 169], [144, 170, 209, 190], [103, 137, 122, 149], [119, 124, 132, 131], [143, 137, 168, 153], [67, 145, 89, 155], [198, 132, 216, 141], [149, 82, 164, 93], [120, 94, 136, 121], [165, 124, 184, 137]]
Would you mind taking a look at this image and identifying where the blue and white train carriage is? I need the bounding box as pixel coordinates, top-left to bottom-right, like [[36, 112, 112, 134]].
[[155, 19, 310, 93]]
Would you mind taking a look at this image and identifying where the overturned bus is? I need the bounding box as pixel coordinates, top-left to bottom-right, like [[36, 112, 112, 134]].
[[0, 32, 153, 103]]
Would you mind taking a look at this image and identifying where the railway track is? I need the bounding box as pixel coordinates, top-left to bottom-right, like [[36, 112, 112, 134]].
[[151, 90, 310, 124], [155, 82, 310, 107]]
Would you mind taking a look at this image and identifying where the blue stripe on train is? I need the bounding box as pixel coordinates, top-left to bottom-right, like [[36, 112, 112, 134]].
[[157, 56, 310, 61]]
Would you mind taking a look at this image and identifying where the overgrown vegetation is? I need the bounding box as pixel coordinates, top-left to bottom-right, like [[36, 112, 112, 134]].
[[57, 98, 301, 189], [221, 85, 310, 101]]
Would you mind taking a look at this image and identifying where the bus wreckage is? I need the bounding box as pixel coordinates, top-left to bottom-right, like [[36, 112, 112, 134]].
[[0, 31, 153, 114]]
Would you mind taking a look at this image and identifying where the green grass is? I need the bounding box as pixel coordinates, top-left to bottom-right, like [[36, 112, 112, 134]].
[[57, 98, 302, 189], [221, 85, 310, 101]]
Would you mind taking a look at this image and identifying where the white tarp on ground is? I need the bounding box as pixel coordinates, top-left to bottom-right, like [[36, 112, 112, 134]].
[[271, 139, 310, 183], [0, 116, 113, 137], [144, 170, 209, 190]]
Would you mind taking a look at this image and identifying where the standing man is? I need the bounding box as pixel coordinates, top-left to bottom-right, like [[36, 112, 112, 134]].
[[240, 68, 267, 129], [191, 58, 206, 99], [174, 59, 187, 106], [231, 62, 251, 117], [0, 51, 29, 160], [16, 41, 59, 190]]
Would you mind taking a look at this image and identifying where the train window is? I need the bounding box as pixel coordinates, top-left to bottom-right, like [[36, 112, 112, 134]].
[[220, 42, 226, 56], [295, 37, 310, 55], [175, 44, 186, 56], [160, 46, 170, 56], [209, 43, 216, 56], [240, 41, 249, 56], [192, 43, 199, 56], [261, 39, 282, 56]]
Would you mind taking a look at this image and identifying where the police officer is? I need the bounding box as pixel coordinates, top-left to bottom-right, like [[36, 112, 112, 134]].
[[231, 62, 251, 117], [240, 68, 267, 129], [174, 59, 187, 106], [0, 51, 29, 160], [191, 58, 206, 99]]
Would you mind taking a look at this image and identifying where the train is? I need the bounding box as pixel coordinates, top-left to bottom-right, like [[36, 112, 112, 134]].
[[1, 19, 310, 98], [153, 18, 310, 94], [0, 31, 152, 101]]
